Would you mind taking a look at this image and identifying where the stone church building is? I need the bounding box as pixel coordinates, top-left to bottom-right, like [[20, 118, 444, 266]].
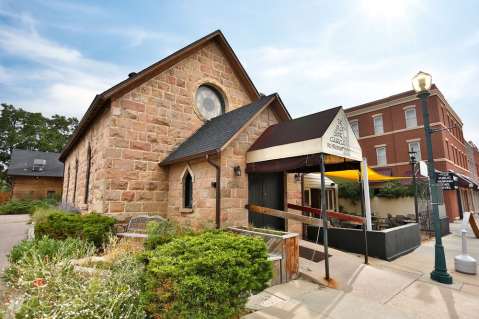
[[59, 30, 303, 229], [60, 30, 362, 231]]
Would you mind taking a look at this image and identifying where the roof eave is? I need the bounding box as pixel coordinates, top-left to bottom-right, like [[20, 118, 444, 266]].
[[59, 94, 107, 161], [159, 149, 220, 167]]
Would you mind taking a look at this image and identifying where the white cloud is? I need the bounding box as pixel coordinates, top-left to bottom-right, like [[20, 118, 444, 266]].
[[0, 16, 126, 118]]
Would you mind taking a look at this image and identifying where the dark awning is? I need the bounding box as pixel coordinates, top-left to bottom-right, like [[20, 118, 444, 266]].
[[246, 107, 362, 173]]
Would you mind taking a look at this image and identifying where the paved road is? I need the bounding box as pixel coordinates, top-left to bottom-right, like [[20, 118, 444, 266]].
[[0, 214, 30, 272]]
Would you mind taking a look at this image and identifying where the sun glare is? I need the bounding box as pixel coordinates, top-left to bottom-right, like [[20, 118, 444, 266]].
[[360, 0, 412, 20]]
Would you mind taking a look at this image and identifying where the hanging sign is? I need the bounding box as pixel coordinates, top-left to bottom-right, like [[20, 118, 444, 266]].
[[435, 172, 458, 190]]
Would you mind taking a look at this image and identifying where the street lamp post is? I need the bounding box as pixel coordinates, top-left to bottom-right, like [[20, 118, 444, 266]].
[[408, 150, 419, 223], [412, 71, 453, 284]]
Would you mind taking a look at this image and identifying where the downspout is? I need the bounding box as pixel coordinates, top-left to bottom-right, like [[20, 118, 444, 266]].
[[206, 151, 221, 229]]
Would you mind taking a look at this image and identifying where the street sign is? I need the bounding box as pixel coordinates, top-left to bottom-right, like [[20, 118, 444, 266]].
[[435, 172, 458, 190]]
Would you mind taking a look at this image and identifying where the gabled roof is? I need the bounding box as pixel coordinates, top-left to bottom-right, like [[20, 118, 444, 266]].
[[249, 106, 342, 152], [246, 106, 363, 172], [7, 149, 64, 178], [59, 30, 260, 161], [160, 94, 288, 166]]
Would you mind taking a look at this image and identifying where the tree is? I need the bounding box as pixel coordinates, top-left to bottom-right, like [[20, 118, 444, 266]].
[[0, 103, 79, 187]]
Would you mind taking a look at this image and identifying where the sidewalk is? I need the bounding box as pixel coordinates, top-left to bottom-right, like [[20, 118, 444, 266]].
[[245, 222, 479, 319]]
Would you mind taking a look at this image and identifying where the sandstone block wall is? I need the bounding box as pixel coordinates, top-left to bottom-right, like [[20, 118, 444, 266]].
[[63, 108, 110, 213], [62, 41, 253, 218]]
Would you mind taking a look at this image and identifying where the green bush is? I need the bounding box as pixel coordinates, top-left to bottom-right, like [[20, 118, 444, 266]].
[[144, 220, 191, 250], [34, 211, 116, 248], [0, 198, 59, 215], [375, 181, 415, 198], [142, 231, 272, 319]]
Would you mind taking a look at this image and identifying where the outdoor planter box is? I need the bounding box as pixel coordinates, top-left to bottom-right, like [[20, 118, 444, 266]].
[[228, 226, 299, 285], [305, 223, 421, 261]]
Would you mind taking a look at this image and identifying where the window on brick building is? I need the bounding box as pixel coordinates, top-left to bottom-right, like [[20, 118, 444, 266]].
[[181, 166, 194, 210], [373, 115, 383, 135], [408, 141, 421, 161], [350, 120, 359, 138], [84, 145, 92, 204], [445, 141, 450, 159], [376, 146, 387, 166], [404, 107, 417, 128]]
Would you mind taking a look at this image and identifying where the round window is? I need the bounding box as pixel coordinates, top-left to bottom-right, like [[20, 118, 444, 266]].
[[195, 85, 225, 121]]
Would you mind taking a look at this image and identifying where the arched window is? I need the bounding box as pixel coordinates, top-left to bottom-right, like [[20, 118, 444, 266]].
[[84, 145, 92, 204], [183, 170, 193, 209], [73, 158, 78, 204], [65, 165, 70, 203]]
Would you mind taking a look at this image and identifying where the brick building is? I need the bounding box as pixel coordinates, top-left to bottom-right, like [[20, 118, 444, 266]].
[[7, 149, 63, 200], [345, 86, 477, 220], [59, 30, 308, 230]]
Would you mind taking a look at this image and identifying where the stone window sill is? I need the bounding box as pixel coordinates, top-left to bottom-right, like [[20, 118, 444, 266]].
[[180, 208, 193, 213]]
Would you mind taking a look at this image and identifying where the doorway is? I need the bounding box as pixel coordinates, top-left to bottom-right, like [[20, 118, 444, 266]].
[[248, 173, 285, 230]]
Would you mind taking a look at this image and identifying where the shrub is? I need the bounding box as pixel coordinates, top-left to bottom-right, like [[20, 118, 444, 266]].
[[5, 238, 145, 318], [142, 231, 272, 319], [34, 211, 116, 248], [0, 198, 59, 215], [144, 220, 191, 250], [5, 237, 95, 284]]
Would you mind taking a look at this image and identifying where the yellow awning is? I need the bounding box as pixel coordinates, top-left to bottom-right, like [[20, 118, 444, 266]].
[[325, 167, 409, 183]]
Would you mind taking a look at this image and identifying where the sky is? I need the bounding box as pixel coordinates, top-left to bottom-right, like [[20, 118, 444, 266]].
[[1, 0, 479, 143]]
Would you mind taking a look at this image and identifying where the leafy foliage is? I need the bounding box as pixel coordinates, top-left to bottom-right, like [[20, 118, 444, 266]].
[[141, 231, 272, 319], [0, 103, 78, 185], [339, 181, 415, 203], [374, 181, 415, 198], [144, 220, 192, 250], [337, 182, 370, 204], [34, 211, 116, 248], [0, 198, 58, 215]]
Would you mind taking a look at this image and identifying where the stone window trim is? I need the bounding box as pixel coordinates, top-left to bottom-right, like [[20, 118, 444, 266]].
[[404, 107, 417, 129], [372, 114, 384, 135], [180, 164, 195, 213], [375, 145, 387, 166], [408, 141, 421, 162], [349, 119, 359, 138], [192, 80, 229, 122]]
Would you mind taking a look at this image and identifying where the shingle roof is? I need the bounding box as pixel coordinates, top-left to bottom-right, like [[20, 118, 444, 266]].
[[160, 94, 277, 165], [7, 149, 64, 177], [249, 106, 342, 151]]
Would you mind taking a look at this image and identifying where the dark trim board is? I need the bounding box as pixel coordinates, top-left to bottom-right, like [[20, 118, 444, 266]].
[[305, 223, 421, 261]]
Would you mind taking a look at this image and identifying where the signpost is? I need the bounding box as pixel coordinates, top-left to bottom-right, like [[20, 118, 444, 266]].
[[435, 172, 458, 191]]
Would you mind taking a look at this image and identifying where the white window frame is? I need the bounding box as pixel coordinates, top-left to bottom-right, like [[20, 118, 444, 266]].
[[375, 145, 387, 166], [404, 106, 417, 128], [372, 114, 384, 135], [408, 140, 421, 161], [350, 119, 359, 138]]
